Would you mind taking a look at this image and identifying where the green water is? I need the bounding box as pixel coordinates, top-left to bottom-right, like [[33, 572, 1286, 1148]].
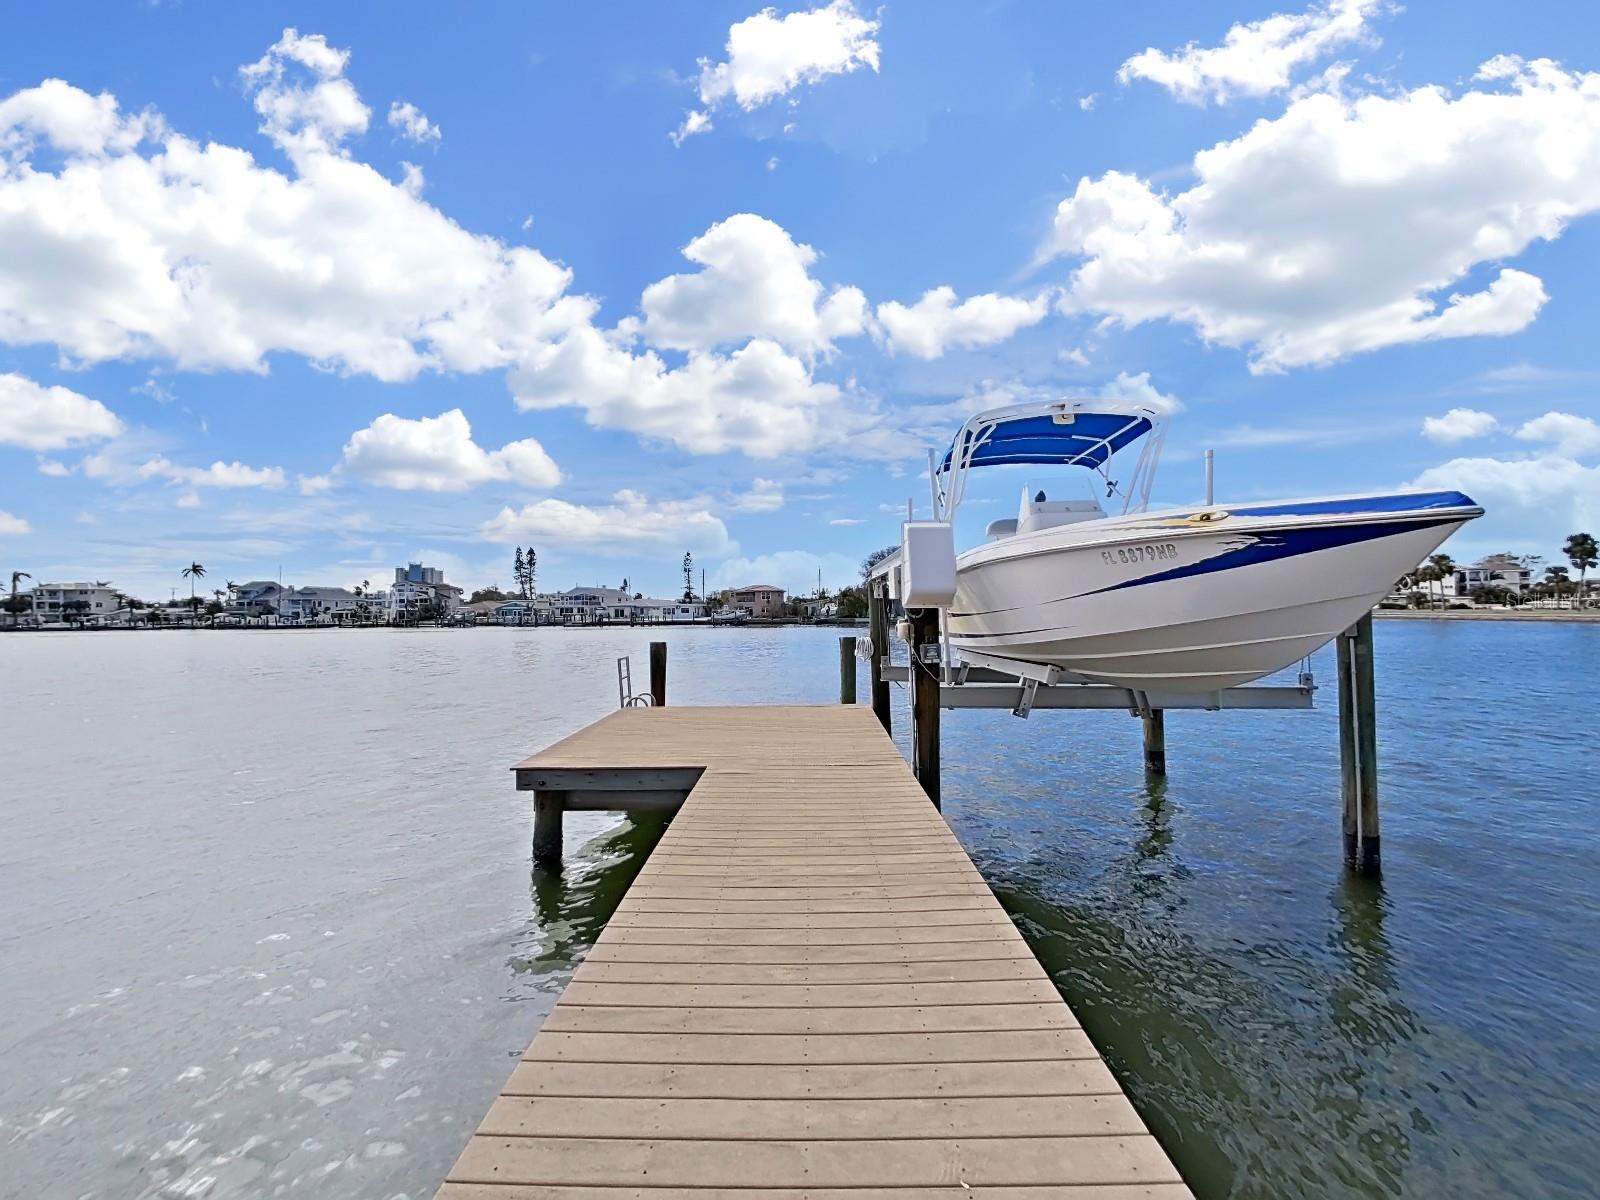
[[2, 622, 1594, 1197]]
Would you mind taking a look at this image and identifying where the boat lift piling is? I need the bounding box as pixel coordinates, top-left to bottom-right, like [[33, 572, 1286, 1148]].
[[908, 608, 943, 809], [864, 579, 1383, 873], [838, 635, 857, 704], [1141, 710, 1167, 776], [1337, 613, 1381, 876], [867, 584, 893, 733]]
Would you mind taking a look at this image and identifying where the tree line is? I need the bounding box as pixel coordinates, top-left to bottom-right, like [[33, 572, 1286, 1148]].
[[1398, 533, 1598, 608]]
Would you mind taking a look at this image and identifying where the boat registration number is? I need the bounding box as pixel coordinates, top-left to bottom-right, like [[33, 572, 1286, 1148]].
[[1101, 543, 1179, 566]]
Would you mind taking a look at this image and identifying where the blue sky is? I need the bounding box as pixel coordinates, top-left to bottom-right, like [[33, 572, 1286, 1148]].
[[3, 0, 1598, 601]]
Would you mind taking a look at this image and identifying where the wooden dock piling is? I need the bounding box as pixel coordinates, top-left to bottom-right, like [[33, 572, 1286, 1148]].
[[1142, 709, 1167, 775], [1337, 612, 1380, 875], [867, 583, 892, 733], [838, 635, 857, 704], [532, 791, 564, 867], [440, 706, 1190, 1197], [908, 609, 942, 808], [649, 640, 667, 708]]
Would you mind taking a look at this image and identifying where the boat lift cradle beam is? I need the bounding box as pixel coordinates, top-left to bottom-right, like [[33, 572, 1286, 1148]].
[[878, 660, 1316, 713]]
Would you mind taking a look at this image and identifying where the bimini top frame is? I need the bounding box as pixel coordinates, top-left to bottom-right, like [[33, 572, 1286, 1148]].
[[931, 398, 1167, 521]]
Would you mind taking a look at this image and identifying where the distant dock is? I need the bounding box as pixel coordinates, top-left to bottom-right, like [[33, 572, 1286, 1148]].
[[435, 705, 1189, 1196]]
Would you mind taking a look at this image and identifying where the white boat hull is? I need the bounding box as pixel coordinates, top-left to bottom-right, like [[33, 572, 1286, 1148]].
[[946, 491, 1481, 692]]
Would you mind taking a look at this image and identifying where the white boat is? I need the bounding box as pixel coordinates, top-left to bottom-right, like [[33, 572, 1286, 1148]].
[[890, 399, 1482, 693]]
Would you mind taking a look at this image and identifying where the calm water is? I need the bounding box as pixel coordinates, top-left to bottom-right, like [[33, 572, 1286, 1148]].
[[1, 622, 1595, 1198]]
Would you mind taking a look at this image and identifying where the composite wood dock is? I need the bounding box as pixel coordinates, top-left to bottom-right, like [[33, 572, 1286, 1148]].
[[437, 705, 1190, 1198]]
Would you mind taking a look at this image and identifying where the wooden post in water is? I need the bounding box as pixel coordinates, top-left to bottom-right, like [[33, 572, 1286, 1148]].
[[1336, 612, 1380, 875], [868, 583, 892, 733], [649, 641, 667, 708], [839, 636, 857, 704], [1352, 611, 1380, 875], [532, 791, 565, 866], [1336, 624, 1360, 867], [909, 609, 942, 809], [1142, 710, 1166, 775]]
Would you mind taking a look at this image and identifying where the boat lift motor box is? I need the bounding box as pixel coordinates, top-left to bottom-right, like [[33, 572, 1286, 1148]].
[[901, 521, 958, 609]]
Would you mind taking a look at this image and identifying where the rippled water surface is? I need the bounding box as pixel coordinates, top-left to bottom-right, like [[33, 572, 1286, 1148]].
[[1, 622, 1596, 1198]]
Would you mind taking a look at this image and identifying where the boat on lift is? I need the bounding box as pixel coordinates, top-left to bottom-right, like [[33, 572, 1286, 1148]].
[[884, 399, 1482, 693]]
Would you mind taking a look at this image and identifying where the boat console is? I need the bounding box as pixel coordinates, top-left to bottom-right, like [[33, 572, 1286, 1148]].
[[1016, 489, 1106, 536]]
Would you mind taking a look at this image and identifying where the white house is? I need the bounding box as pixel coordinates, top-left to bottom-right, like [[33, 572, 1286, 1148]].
[[279, 586, 362, 623], [1440, 555, 1534, 599], [31, 582, 120, 624], [385, 562, 462, 621], [552, 587, 705, 624]]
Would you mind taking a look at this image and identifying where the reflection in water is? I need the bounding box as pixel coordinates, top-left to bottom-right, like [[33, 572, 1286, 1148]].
[[511, 813, 672, 985], [981, 779, 1436, 1199]]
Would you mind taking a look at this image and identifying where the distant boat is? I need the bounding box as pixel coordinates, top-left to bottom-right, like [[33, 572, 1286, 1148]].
[[709, 607, 750, 625], [885, 399, 1483, 693]]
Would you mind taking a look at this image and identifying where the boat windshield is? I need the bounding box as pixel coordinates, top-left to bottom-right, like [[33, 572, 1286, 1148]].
[[932, 400, 1166, 519]]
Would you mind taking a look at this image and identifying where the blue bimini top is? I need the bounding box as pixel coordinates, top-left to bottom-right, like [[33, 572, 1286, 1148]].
[[941, 409, 1154, 473]]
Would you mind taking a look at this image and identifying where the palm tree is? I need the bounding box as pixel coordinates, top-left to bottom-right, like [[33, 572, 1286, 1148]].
[[1544, 565, 1571, 606], [1413, 563, 1438, 608], [181, 562, 206, 622], [1564, 532, 1598, 609], [6, 570, 30, 622], [1426, 553, 1456, 609]]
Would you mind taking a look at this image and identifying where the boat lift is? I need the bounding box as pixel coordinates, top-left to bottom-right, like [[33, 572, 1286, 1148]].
[[877, 648, 1316, 718], [858, 583, 1381, 877]]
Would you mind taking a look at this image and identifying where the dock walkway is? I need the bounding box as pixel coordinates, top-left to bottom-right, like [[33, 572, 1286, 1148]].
[[437, 705, 1189, 1197]]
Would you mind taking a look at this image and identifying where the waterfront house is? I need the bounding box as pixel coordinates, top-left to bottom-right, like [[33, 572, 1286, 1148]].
[[31, 582, 120, 625], [730, 583, 786, 619], [385, 563, 463, 621], [279, 586, 361, 623], [551, 587, 705, 625], [493, 598, 558, 624], [1441, 554, 1534, 600], [228, 581, 289, 620]]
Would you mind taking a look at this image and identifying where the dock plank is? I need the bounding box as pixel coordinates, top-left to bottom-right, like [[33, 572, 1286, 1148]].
[[436, 705, 1189, 1198]]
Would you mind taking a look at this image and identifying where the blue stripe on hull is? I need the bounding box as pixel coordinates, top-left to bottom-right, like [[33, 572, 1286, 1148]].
[[1090, 516, 1459, 595], [1226, 490, 1475, 519]]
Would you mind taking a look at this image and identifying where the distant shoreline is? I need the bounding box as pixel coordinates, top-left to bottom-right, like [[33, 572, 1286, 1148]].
[[1374, 608, 1600, 624]]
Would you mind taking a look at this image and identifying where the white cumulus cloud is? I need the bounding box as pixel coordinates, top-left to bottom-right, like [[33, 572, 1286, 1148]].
[[81, 451, 286, 489], [479, 489, 733, 555], [730, 477, 785, 513], [387, 100, 440, 144], [0, 372, 123, 450], [1046, 58, 1600, 373], [0, 510, 30, 536], [1099, 371, 1183, 414], [876, 287, 1052, 360], [633, 214, 867, 357], [511, 329, 864, 459], [1514, 411, 1600, 457], [1118, 0, 1386, 106], [675, 0, 880, 141], [240, 28, 370, 157], [1422, 408, 1500, 444], [1410, 453, 1600, 552], [0, 34, 591, 382], [339, 408, 561, 492]]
